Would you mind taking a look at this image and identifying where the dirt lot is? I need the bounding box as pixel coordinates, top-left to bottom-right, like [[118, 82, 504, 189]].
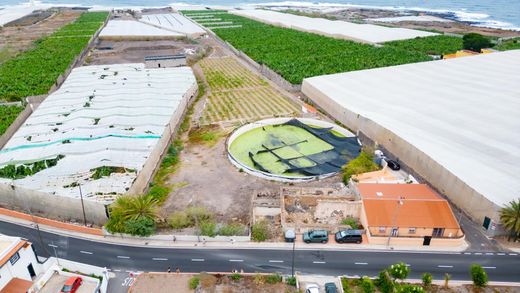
[[86, 39, 205, 65], [130, 273, 192, 293], [0, 9, 81, 62]]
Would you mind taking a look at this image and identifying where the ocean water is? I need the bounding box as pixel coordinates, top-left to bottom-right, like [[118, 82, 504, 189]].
[[2, 0, 520, 30]]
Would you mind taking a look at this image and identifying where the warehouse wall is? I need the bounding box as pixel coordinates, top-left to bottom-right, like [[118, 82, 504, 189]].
[[302, 81, 503, 236], [0, 183, 108, 225]]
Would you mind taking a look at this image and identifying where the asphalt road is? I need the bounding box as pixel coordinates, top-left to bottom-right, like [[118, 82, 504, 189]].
[[1, 221, 519, 284]]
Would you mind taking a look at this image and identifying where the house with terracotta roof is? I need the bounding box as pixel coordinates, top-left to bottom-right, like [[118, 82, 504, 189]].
[[0, 235, 42, 292], [354, 183, 465, 247]]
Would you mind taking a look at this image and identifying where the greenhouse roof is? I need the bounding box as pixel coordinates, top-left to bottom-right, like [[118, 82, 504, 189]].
[[231, 9, 438, 43], [302, 50, 520, 207], [140, 13, 206, 37], [0, 64, 196, 202], [99, 20, 183, 38]]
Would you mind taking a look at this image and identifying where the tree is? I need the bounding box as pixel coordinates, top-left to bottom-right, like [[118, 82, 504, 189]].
[[342, 151, 380, 184], [376, 270, 394, 293], [421, 273, 432, 288], [105, 195, 159, 234], [500, 199, 520, 241], [360, 277, 375, 293], [388, 262, 410, 281], [470, 264, 488, 288], [462, 33, 492, 52]]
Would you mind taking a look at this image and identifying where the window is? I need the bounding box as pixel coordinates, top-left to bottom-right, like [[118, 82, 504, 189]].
[[379, 227, 386, 233], [409, 228, 416, 234], [432, 228, 445, 238], [9, 252, 20, 265]]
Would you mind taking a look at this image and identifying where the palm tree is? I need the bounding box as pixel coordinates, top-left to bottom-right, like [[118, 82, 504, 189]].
[[500, 199, 520, 241], [111, 195, 159, 222]]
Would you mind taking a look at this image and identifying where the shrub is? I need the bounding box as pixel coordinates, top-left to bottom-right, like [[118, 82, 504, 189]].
[[342, 151, 380, 184], [397, 284, 425, 293], [230, 273, 241, 281], [219, 223, 245, 236], [444, 273, 451, 288], [360, 277, 375, 293], [169, 211, 192, 229], [421, 272, 432, 287], [123, 217, 155, 237], [470, 264, 488, 288], [105, 195, 159, 235], [341, 217, 359, 229], [189, 276, 200, 289], [375, 270, 394, 293], [147, 185, 170, 203], [286, 276, 297, 286], [341, 277, 350, 293], [186, 206, 214, 223], [200, 221, 217, 237], [388, 262, 409, 281], [463, 33, 492, 52], [251, 220, 269, 242], [265, 273, 282, 284]]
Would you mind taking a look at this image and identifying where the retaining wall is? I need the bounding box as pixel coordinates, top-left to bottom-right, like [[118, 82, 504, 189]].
[[0, 183, 108, 226], [127, 80, 198, 195], [302, 81, 503, 236]]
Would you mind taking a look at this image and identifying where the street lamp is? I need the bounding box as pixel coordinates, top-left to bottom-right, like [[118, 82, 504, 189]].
[[386, 196, 404, 247]]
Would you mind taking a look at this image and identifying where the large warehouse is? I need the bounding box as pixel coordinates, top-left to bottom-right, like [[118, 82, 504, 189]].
[[302, 50, 520, 235]]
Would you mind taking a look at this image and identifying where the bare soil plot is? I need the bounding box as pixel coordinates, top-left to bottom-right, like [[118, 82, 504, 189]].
[[0, 9, 81, 62], [86, 39, 205, 65], [129, 273, 192, 293], [199, 57, 300, 126]]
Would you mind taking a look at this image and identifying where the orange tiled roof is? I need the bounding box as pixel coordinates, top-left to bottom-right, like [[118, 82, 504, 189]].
[[0, 277, 33, 293], [357, 183, 441, 200], [0, 240, 26, 268], [363, 199, 459, 229]]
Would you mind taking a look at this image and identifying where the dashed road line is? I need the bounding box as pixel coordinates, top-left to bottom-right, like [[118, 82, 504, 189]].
[[464, 252, 471, 255], [152, 258, 168, 261], [437, 265, 453, 268], [269, 260, 284, 263], [485, 253, 494, 255], [229, 259, 243, 262], [191, 259, 205, 262], [355, 262, 368, 265], [80, 251, 93, 255], [114, 269, 121, 272], [313, 261, 326, 264], [497, 253, 506, 256], [474, 253, 482, 255], [482, 266, 496, 269], [117, 256, 131, 259], [48, 244, 58, 248], [510, 253, 518, 256]]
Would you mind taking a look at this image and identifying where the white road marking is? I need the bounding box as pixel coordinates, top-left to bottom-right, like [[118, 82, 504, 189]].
[[117, 256, 131, 259], [482, 266, 496, 269], [485, 253, 494, 255], [48, 244, 58, 248], [475, 253, 483, 255], [152, 258, 168, 261], [497, 253, 506, 256], [437, 265, 453, 268], [80, 251, 93, 255], [269, 260, 284, 263], [405, 264, 411, 267], [313, 261, 326, 264], [229, 259, 243, 262], [355, 262, 368, 265], [191, 259, 205, 262], [509, 253, 518, 256], [114, 269, 121, 272], [464, 252, 471, 255]]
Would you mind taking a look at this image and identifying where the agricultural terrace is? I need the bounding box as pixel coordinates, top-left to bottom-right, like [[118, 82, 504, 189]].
[[0, 105, 23, 136], [186, 12, 432, 84], [384, 35, 464, 55], [0, 10, 82, 63], [199, 57, 299, 125], [0, 12, 108, 102]]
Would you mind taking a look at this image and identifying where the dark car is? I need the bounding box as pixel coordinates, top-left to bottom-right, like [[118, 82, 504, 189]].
[[386, 159, 401, 171], [303, 230, 329, 243], [325, 282, 338, 293], [335, 229, 363, 244]]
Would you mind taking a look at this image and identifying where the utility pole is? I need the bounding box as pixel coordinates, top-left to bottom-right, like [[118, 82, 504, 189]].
[[386, 197, 404, 247], [79, 184, 87, 226]]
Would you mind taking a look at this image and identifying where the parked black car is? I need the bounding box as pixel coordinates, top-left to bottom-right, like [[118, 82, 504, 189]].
[[386, 159, 401, 171], [335, 229, 363, 244]]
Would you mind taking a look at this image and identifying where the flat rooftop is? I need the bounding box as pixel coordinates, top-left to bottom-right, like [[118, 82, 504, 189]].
[[303, 50, 520, 207], [231, 9, 437, 43], [0, 64, 196, 202], [100, 20, 183, 38], [140, 13, 206, 37]]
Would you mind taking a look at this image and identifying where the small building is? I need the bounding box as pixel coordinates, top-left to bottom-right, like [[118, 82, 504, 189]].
[[355, 183, 464, 247], [0, 235, 42, 292], [144, 54, 187, 68]]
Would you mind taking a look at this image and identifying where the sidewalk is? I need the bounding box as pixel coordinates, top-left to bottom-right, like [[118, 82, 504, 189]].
[[0, 208, 471, 252]]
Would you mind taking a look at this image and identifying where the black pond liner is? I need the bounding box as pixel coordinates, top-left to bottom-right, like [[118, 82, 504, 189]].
[[250, 119, 361, 177]]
